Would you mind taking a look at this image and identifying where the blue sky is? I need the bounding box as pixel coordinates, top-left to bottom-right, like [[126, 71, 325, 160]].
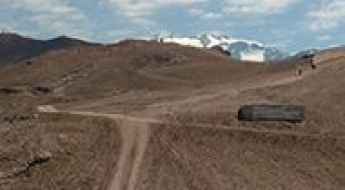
[[0, 0, 345, 52]]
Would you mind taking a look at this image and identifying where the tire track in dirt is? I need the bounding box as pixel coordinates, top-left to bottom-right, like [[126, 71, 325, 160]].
[[105, 120, 150, 190], [107, 121, 137, 190], [144, 74, 303, 113], [127, 122, 150, 190]]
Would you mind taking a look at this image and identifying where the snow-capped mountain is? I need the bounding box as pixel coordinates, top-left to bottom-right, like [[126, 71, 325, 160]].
[[293, 49, 319, 58], [155, 33, 288, 62]]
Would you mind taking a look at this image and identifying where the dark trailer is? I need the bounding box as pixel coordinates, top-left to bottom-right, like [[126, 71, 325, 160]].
[[238, 105, 305, 123]]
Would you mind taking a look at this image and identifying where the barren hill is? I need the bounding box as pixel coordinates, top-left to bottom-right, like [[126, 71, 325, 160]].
[[0, 40, 266, 99], [0, 40, 345, 190]]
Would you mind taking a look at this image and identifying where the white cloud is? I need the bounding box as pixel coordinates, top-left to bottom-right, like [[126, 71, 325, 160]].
[[223, 0, 299, 16], [188, 9, 222, 19], [189, 8, 205, 16], [317, 34, 332, 41], [104, 0, 208, 20], [308, 0, 345, 31], [1, 0, 84, 18], [201, 12, 223, 19], [0, 0, 87, 36]]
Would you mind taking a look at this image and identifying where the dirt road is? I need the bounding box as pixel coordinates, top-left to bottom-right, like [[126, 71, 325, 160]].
[[37, 106, 151, 190], [107, 120, 150, 190]]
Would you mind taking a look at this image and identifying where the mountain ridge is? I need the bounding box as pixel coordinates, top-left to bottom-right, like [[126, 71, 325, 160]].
[[0, 33, 100, 66], [2, 32, 345, 66]]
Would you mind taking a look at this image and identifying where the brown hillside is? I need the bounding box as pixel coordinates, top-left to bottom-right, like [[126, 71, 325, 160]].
[[1, 40, 345, 190], [0, 40, 276, 99]]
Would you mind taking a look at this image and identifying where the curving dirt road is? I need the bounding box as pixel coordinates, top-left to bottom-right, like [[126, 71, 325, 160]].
[[38, 105, 151, 190]]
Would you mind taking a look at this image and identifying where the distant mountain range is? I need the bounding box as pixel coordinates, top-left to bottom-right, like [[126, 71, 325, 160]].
[[1, 32, 344, 66], [155, 33, 289, 62], [0, 33, 99, 65]]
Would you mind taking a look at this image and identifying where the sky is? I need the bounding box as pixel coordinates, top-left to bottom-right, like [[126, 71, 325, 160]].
[[0, 0, 345, 53]]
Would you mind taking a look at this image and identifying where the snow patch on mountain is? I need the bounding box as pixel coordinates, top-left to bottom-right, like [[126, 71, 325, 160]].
[[162, 37, 204, 48], [241, 50, 265, 62], [155, 33, 288, 62]]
